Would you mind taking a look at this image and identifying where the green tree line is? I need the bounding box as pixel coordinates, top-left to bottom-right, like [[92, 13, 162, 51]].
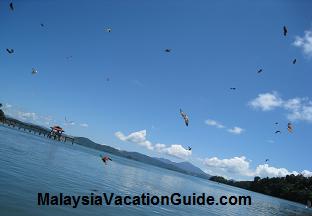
[[210, 174, 312, 205]]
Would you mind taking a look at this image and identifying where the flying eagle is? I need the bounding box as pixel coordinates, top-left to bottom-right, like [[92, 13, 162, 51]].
[[180, 109, 189, 127]]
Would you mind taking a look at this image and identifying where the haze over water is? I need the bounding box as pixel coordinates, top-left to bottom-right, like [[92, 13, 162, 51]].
[[0, 126, 311, 216]]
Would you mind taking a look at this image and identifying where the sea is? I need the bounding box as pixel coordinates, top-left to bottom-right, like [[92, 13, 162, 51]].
[[0, 125, 311, 216]]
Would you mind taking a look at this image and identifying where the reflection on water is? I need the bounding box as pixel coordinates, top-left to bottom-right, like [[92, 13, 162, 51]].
[[0, 125, 311, 216]]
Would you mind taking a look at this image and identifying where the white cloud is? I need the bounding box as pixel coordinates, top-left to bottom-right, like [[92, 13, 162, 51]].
[[203, 156, 253, 177], [17, 112, 37, 121], [115, 130, 191, 158], [115, 130, 154, 150], [254, 164, 297, 178], [293, 29, 312, 57], [227, 127, 244, 135], [202, 155, 312, 179], [79, 123, 88, 127], [301, 170, 312, 177], [249, 92, 312, 122], [205, 119, 225, 128], [205, 119, 244, 135], [155, 144, 192, 158], [4, 104, 12, 108], [2, 103, 88, 129], [249, 92, 283, 111]]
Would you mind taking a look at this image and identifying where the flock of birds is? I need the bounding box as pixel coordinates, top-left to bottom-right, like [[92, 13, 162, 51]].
[[5, 2, 296, 153], [176, 25, 296, 153]]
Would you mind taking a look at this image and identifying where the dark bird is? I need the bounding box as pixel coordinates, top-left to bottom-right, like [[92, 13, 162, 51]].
[[283, 26, 288, 36], [292, 59, 297, 64], [9, 2, 14, 11], [287, 122, 293, 133], [187, 146, 192, 151], [180, 109, 189, 127], [275, 122, 279, 125], [257, 69, 263, 74], [265, 159, 269, 163], [105, 28, 112, 33], [230, 87, 236, 90], [32, 68, 38, 75], [100, 155, 112, 165], [165, 49, 171, 53], [275, 130, 281, 134], [40, 23, 44, 27], [6, 48, 14, 54]]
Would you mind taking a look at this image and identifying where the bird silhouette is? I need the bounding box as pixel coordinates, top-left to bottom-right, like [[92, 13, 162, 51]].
[[9, 2, 14, 11], [283, 26, 288, 36], [292, 59, 297, 64], [32, 68, 38, 75], [275, 130, 281, 134], [287, 122, 293, 133], [187, 146, 192, 151], [257, 69, 263, 74], [230, 87, 236, 90], [165, 49, 171, 53], [6, 48, 14, 54], [105, 28, 112, 32], [180, 109, 189, 127]]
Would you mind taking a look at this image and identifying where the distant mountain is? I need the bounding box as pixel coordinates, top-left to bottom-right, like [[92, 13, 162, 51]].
[[155, 157, 211, 179], [74, 137, 211, 180]]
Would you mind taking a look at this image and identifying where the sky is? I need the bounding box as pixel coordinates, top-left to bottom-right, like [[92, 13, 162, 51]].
[[1, 0, 312, 180]]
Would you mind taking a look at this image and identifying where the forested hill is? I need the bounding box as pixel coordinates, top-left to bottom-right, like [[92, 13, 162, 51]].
[[210, 175, 312, 206]]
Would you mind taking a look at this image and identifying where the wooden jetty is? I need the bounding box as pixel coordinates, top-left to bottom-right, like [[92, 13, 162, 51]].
[[0, 110, 74, 144]]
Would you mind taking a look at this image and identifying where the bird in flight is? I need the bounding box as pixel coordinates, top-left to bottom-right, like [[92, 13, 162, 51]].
[[6, 48, 14, 54], [9, 2, 14, 11], [165, 49, 171, 53], [287, 122, 293, 133], [257, 69, 263, 74], [105, 28, 112, 33], [32, 68, 38, 75], [275, 130, 281, 134], [230, 87, 236, 90], [292, 59, 297, 64], [283, 26, 288, 36], [187, 146, 192, 151], [265, 159, 269, 163], [180, 109, 189, 127], [40, 23, 45, 27]]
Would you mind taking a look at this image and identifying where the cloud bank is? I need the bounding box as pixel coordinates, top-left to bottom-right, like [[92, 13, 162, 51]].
[[249, 92, 312, 122], [202, 155, 312, 179], [293, 28, 312, 57], [205, 119, 244, 135], [115, 130, 191, 158]]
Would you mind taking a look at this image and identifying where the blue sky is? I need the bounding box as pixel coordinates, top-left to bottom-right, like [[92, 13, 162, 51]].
[[1, 0, 312, 180]]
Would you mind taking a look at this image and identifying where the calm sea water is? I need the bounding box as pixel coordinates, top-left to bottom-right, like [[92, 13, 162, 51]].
[[0, 125, 311, 216]]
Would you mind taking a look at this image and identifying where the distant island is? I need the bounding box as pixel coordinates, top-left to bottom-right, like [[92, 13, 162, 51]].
[[210, 175, 312, 206], [74, 137, 211, 180]]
